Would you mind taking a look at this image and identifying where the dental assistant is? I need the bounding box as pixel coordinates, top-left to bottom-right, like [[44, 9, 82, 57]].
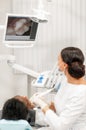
[[32, 47, 86, 130]]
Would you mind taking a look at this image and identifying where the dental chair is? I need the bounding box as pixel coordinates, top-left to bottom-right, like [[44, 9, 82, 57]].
[[0, 119, 32, 130]]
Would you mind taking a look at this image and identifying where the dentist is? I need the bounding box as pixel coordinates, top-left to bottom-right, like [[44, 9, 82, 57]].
[[31, 47, 86, 130]]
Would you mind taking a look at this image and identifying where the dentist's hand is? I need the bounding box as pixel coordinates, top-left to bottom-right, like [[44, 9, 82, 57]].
[[31, 94, 48, 109]]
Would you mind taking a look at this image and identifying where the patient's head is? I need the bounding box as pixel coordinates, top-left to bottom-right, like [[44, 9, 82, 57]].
[[14, 95, 35, 109], [1, 98, 28, 120]]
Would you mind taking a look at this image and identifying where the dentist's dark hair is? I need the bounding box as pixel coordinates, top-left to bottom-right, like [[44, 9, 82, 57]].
[[61, 47, 85, 79]]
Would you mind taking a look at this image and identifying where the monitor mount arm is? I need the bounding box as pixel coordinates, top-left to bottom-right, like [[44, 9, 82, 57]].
[[0, 54, 39, 78]]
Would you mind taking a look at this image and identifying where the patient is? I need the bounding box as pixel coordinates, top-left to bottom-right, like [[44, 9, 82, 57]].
[[0, 95, 54, 128], [0, 98, 32, 130], [14, 95, 51, 128], [14, 95, 36, 126]]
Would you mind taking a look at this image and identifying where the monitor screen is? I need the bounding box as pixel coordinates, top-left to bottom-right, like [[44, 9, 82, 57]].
[[4, 14, 38, 48]]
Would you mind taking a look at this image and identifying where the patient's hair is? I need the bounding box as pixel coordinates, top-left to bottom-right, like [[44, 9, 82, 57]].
[[1, 98, 28, 120]]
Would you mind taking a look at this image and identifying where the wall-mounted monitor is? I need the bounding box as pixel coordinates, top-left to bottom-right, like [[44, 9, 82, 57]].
[[3, 14, 39, 48]]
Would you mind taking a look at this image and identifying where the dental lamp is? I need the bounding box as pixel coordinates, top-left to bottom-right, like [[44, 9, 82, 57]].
[[32, 9, 49, 23], [31, 0, 50, 23]]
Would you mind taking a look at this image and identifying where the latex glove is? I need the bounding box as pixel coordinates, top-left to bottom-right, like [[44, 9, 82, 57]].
[[31, 94, 48, 109]]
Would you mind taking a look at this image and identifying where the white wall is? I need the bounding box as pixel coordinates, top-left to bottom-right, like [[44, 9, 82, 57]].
[[0, 0, 86, 108], [0, 0, 28, 108], [0, 0, 13, 108]]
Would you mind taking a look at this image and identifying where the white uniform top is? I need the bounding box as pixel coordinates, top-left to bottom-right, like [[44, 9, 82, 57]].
[[45, 79, 86, 130]]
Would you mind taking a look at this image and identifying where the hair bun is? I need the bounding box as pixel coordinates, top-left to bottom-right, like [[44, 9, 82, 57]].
[[68, 62, 85, 79]]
